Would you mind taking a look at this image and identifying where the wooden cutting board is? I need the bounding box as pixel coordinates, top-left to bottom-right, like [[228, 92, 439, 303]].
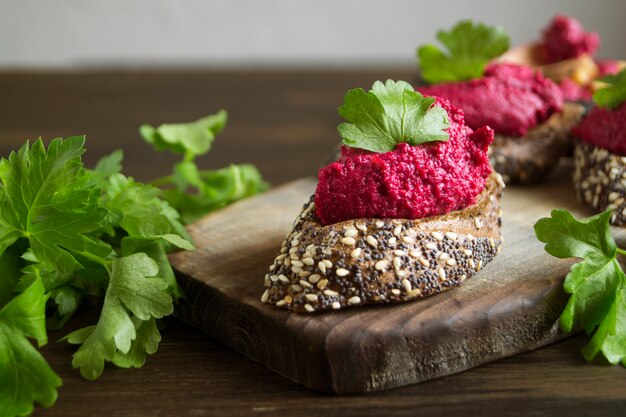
[[169, 164, 626, 394]]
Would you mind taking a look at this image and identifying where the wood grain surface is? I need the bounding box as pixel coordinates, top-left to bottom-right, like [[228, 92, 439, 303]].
[[169, 164, 626, 393], [1, 70, 625, 416]]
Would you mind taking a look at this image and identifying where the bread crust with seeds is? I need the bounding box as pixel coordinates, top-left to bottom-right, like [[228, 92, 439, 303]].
[[490, 102, 585, 184], [261, 173, 505, 313], [574, 140, 626, 225]]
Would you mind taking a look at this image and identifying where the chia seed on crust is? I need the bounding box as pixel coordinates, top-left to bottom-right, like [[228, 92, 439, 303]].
[[573, 140, 626, 225], [262, 173, 505, 313]]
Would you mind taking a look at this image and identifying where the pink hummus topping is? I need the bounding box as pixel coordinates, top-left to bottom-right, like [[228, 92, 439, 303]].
[[574, 103, 626, 155], [541, 15, 600, 63], [559, 78, 592, 101], [315, 98, 493, 225], [419, 63, 563, 137]]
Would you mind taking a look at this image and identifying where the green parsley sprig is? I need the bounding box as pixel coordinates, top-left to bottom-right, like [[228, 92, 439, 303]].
[[338, 80, 450, 153], [535, 209, 626, 366], [0, 112, 268, 417], [417, 20, 510, 84], [593, 68, 626, 110], [141, 110, 269, 223]]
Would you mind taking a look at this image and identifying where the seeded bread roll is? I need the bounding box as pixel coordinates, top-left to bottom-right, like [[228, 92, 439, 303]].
[[490, 102, 585, 184], [261, 173, 505, 313], [573, 141, 626, 225]]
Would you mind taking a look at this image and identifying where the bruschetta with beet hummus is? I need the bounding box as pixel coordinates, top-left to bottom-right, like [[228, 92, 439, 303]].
[[573, 69, 626, 225], [419, 62, 585, 184], [262, 80, 504, 312], [416, 20, 585, 184]]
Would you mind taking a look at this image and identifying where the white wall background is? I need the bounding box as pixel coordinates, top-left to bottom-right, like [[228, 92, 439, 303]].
[[1, 0, 625, 68]]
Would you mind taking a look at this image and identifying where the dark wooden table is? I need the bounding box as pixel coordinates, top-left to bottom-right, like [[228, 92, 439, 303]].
[[1, 70, 624, 417]]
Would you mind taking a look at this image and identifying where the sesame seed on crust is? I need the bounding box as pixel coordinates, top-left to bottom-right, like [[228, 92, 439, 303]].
[[261, 173, 503, 313], [574, 141, 626, 226]]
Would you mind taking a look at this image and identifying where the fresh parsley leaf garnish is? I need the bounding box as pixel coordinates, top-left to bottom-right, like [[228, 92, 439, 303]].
[[337, 80, 450, 153], [0, 277, 62, 416], [417, 20, 510, 84], [535, 209, 626, 366], [142, 111, 269, 223], [593, 68, 626, 110]]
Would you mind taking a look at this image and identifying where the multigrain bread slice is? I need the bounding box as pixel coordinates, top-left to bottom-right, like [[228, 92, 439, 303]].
[[261, 173, 505, 313], [573, 141, 626, 225], [490, 102, 585, 184]]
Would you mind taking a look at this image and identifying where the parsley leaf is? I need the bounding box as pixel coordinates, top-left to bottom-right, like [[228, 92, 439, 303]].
[[337, 80, 450, 153], [0, 137, 108, 280], [417, 20, 510, 84], [88, 149, 123, 188], [101, 173, 188, 239], [47, 285, 82, 330], [112, 317, 161, 369], [63, 253, 172, 380], [535, 209, 626, 365], [0, 244, 23, 307], [583, 286, 626, 366], [142, 111, 269, 223], [140, 110, 227, 160], [121, 234, 194, 301], [593, 68, 626, 110], [163, 163, 269, 224], [0, 277, 62, 416]]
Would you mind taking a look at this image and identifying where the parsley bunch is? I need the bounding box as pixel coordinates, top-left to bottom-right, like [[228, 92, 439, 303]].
[[0, 137, 192, 416], [417, 20, 510, 84], [535, 209, 626, 366], [0, 111, 267, 416]]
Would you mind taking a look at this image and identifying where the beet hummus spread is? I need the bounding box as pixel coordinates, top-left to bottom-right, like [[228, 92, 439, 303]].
[[315, 98, 493, 225], [573, 103, 626, 155], [541, 15, 599, 63], [559, 78, 592, 101], [419, 63, 563, 137]]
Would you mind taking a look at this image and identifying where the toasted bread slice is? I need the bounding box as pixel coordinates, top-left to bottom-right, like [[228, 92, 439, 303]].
[[490, 102, 585, 184], [261, 173, 505, 313], [574, 141, 626, 225]]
